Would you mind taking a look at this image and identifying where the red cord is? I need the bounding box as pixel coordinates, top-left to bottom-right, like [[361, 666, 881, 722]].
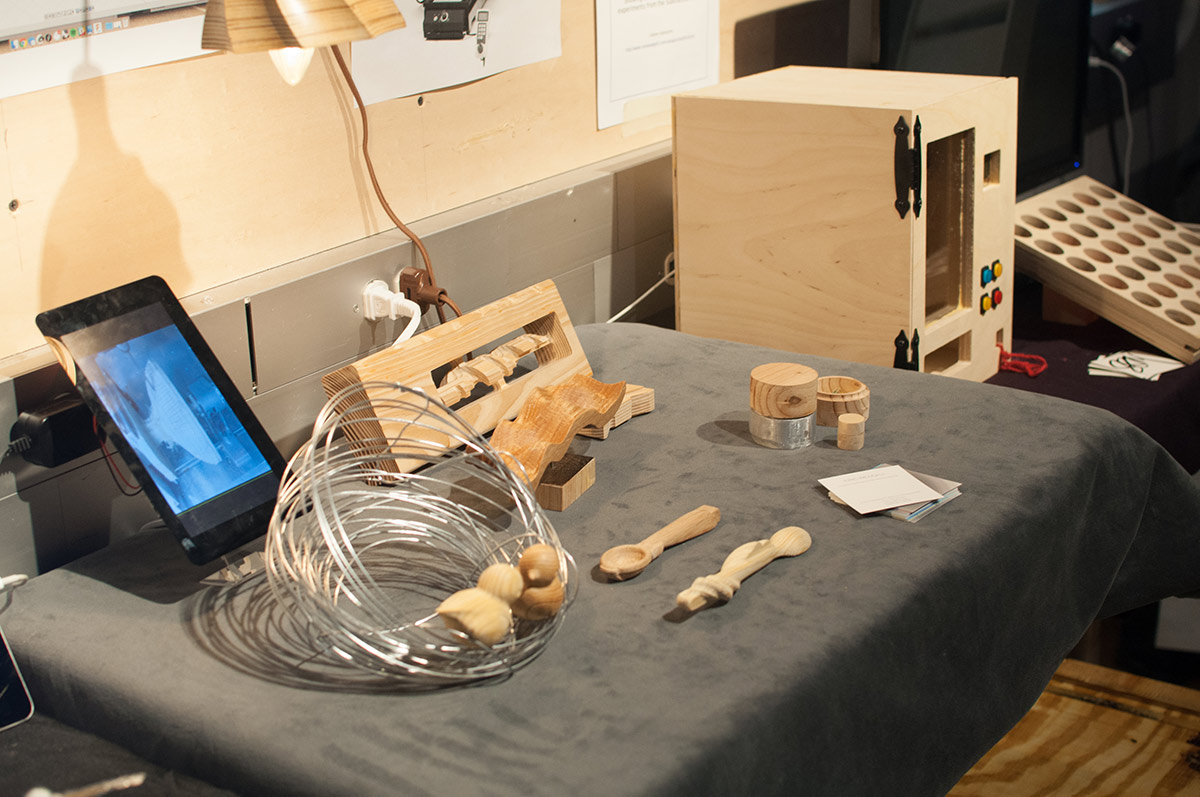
[[93, 417, 142, 495], [997, 344, 1048, 377]]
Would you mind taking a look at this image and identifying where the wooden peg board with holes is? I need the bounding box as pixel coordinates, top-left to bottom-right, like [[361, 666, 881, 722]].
[[1014, 176, 1200, 363]]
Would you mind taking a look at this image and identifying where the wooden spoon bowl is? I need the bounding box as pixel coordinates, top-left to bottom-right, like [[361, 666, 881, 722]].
[[598, 544, 654, 581], [598, 505, 721, 581]]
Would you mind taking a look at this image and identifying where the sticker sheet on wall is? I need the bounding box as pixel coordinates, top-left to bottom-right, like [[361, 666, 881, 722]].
[[350, 0, 562, 106], [1014, 176, 1200, 364]]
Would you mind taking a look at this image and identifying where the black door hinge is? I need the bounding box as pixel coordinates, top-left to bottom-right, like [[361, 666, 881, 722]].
[[893, 115, 922, 219], [893, 328, 920, 371]]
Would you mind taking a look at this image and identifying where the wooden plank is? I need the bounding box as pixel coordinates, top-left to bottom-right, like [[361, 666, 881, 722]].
[[950, 659, 1200, 796]]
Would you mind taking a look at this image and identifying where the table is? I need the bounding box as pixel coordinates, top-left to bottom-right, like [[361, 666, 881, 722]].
[[5, 322, 1199, 796], [986, 276, 1200, 474]]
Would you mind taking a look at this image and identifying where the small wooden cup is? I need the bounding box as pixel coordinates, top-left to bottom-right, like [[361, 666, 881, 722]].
[[816, 376, 870, 427]]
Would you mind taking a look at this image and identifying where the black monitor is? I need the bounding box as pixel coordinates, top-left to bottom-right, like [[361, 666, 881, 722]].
[[878, 0, 1092, 197]]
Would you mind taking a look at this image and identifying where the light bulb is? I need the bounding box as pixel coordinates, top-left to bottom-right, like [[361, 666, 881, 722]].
[[268, 47, 315, 86]]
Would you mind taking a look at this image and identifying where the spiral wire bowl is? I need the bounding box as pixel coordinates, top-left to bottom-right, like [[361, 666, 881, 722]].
[[265, 381, 577, 687]]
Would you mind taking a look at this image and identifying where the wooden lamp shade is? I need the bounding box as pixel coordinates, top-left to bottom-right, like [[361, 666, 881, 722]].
[[201, 0, 406, 53]]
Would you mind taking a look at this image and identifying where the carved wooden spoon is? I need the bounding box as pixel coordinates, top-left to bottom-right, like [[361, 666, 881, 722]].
[[675, 526, 812, 612], [598, 505, 721, 581]]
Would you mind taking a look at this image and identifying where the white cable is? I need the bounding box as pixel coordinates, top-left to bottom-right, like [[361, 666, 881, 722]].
[[1089, 56, 1133, 195], [606, 251, 677, 324], [388, 295, 422, 347], [1, 573, 29, 616], [606, 269, 675, 324]]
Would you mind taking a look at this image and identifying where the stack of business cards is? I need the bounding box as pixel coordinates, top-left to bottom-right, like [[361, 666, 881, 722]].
[[819, 464, 961, 523], [1088, 350, 1184, 381]]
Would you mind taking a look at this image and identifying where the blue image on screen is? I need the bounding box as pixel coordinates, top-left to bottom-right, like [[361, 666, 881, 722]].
[[83, 325, 272, 517]]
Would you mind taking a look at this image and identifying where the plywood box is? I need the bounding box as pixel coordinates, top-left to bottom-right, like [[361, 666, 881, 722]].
[[673, 66, 1018, 381]]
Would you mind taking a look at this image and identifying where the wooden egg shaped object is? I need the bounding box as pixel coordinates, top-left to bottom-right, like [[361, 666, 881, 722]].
[[518, 544, 560, 587], [436, 587, 513, 645]]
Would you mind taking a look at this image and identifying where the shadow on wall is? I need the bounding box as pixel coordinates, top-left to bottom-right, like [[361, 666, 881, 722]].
[[39, 61, 188, 313]]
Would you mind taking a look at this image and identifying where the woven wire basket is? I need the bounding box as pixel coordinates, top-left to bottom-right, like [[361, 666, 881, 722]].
[[264, 381, 576, 687]]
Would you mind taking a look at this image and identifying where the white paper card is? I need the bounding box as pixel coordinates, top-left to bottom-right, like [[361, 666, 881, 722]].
[[818, 465, 943, 515], [1087, 350, 1184, 381], [594, 0, 719, 129]]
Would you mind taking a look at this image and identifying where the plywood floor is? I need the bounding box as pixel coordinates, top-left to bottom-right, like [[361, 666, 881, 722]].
[[951, 658, 1200, 796]]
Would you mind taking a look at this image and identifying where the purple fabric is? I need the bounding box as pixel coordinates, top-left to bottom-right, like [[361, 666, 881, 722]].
[[986, 278, 1200, 473]]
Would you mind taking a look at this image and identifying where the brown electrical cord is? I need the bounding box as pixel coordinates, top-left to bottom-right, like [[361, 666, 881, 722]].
[[331, 44, 463, 323]]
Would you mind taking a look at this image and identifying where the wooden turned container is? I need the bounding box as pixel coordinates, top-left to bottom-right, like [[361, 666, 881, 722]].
[[815, 376, 870, 427], [749, 363, 818, 418], [749, 362, 818, 449]]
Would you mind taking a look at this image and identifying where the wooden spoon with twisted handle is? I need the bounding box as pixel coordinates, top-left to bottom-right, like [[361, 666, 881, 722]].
[[599, 505, 721, 581], [675, 526, 812, 612]]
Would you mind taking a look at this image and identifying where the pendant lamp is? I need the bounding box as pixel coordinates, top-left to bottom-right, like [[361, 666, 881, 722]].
[[202, 0, 406, 84]]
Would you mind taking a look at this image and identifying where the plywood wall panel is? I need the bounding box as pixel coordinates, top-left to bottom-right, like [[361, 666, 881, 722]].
[[1, 0, 831, 361]]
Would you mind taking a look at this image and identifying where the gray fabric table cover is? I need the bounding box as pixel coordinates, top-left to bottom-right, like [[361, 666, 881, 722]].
[[5, 323, 1199, 796]]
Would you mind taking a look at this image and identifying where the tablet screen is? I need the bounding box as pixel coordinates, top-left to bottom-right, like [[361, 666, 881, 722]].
[[37, 276, 285, 565], [62, 303, 277, 539]]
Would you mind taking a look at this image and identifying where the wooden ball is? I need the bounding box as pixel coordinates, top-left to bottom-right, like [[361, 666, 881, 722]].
[[512, 577, 565, 620], [749, 363, 818, 419], [476, 563, 524, 605], [518, 544, 559, 587]]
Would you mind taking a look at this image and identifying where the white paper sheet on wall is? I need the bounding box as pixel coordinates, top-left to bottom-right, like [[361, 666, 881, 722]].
[[594, 0, 719, 130], [350, 0, 562, 106]]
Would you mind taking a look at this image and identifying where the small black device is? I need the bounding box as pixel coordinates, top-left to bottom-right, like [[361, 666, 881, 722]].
[[422, 0, 481, 40], [36, 276, 286, 565], [0, 625, 33, 733]]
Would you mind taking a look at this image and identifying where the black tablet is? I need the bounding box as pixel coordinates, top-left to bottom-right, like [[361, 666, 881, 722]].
[[36, 276, 286, 565]]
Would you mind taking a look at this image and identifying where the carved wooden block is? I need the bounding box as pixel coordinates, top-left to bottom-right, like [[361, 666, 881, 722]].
[[490, 373, 625, 485], [578, 384, 655, 440]]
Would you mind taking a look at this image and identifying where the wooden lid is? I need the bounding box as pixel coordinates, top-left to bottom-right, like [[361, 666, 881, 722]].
[[749, 362, 818, 418]]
